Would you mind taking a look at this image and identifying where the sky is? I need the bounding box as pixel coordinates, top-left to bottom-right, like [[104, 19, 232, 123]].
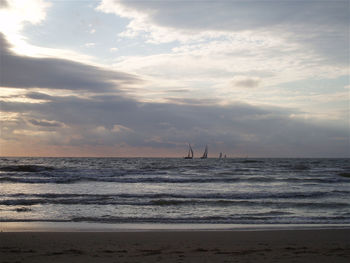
[[0, 0, 349, 158]]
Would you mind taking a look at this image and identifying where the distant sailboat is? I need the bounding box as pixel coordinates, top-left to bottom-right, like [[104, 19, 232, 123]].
[[224, 154, 227, 159], [219, 152, 222, 159], [184, 144, 194, 159], [200, 145, 208, 159]]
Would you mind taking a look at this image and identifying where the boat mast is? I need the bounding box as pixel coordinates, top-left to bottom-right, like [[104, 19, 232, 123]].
[[190, 144, 194, 158], [201, 145, 208, 159], [184, 143, 194, 159]]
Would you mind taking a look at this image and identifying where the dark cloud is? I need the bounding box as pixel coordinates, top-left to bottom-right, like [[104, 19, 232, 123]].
[[0, 0, 8, 8], [167, 89, 191, 93], [0, 33, 141, 91], [233, 78, 260, 88], [1, 93, 348, 157], [28, 119, 63, 128], [25, 92, 54, 101]]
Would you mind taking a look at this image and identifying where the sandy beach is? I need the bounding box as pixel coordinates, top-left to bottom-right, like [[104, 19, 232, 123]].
[[1, 229, 350, 262]]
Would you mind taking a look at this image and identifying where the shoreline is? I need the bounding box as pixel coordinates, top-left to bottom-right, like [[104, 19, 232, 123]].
[[1, 229, 349, 262], [2, 222, 350, 232]]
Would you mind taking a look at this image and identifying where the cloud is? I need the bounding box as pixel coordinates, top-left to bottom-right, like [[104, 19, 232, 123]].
[[0, 33, 141, 91], [84, 42, 96, 48], [167, 89, 190, 93], [0, 0, 8, 8], [111, 124, 133, 133], [0, 0, 49, 26], [164, 98, 219, 105], [89, 28, 96, 34], [0, 1, 348, 157], [25, 92, 53, 101], [98, 0, 349, 65], [99, 0, 347, 35], [28, 119, 64, 128], [232, 77, 261, 88], [112, 37, 346, 106], [0, 0, 50, 48], [1, 92, 348, 157]]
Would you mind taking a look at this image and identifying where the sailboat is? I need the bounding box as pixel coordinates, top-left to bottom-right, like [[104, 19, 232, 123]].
[[219, 152, 222, 159], [200, 145, 208, 159], [184, 144, 194, 159]]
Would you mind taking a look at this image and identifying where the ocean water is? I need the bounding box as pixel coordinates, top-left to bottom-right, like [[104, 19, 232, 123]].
[[0, 157, 349, 226]]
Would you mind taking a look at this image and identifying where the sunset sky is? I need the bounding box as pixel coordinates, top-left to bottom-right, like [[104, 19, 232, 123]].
[[0, 0, 349, 157]]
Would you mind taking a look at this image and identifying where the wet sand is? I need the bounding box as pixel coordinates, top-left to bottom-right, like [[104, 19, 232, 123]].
[[1, 229, 350, 262]]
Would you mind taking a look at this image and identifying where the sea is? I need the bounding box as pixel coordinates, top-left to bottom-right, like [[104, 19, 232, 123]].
[[1, 157, 350, 230]]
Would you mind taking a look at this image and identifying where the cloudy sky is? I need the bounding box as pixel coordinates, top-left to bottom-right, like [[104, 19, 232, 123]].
[[0, 0, 349, 157]]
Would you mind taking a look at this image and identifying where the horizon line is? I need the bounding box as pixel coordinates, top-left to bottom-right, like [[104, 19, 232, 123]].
[[0, 156, 349, 159]]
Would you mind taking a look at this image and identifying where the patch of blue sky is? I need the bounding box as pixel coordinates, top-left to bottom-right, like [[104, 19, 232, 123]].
[[21, 0, 178, 63], [22, 1, 115, 48]]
